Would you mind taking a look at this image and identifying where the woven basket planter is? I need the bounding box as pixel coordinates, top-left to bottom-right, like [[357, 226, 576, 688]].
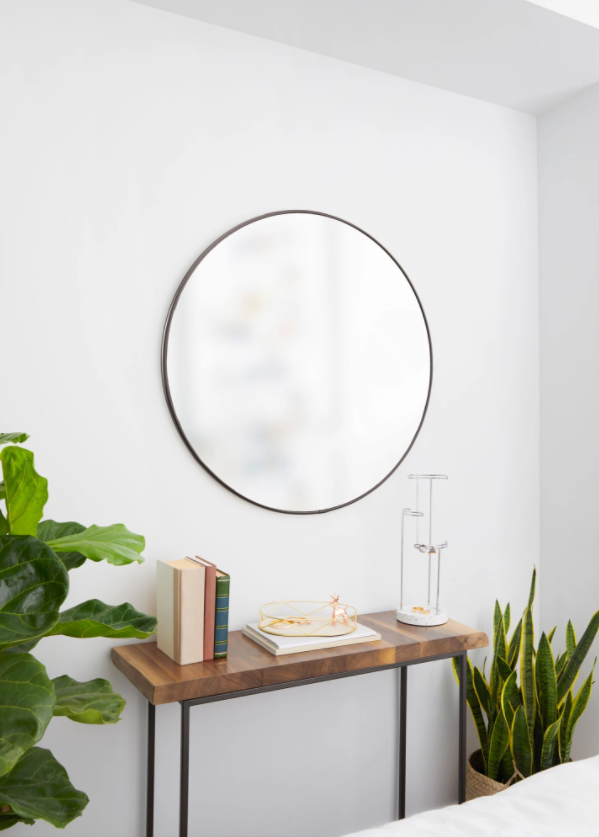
[[466, 750, 511, 801]]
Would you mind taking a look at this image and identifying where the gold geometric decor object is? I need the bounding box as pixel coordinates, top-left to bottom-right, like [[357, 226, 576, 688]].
[[259, 597, 357, 637]]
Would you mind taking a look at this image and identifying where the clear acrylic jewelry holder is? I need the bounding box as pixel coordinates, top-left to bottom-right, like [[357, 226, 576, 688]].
[[397, 474, 449, 627]]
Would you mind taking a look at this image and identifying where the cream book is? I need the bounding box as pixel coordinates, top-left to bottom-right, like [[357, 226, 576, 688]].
[[157, 559, 205, 665], [242, 622, 381, 656]]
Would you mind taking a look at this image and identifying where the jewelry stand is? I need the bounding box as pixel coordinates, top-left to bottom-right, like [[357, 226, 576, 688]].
[[397, 474, 449, 627]]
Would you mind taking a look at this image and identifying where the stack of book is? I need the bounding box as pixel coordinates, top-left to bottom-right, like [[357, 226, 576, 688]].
[[156, 556, 230, 665], [243, 621, 381, 656]]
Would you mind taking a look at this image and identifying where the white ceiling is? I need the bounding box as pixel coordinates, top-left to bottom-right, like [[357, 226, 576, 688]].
[[130, 0, 599, 114]]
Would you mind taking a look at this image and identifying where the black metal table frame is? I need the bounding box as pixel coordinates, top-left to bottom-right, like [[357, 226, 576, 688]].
[[145, 651, 467, 837]]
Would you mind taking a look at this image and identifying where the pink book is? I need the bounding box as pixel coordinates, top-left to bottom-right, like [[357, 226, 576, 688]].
[[189, 556, 216, 661]]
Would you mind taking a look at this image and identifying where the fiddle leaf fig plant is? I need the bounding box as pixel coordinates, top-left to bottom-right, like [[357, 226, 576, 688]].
[[0, 433, 157, 830], [454, 569, 598, 784]]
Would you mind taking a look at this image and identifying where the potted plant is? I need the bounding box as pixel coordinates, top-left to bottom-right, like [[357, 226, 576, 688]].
[[454, 568, 599, 800], [0, 432, 157, 829]]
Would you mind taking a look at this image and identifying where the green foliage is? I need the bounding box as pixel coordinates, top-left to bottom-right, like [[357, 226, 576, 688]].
[[0, 653, 55, 776], [0, 748, 88, 829], [37, 520, 87, 570], [0, 447, 48, 536], [52, 676, 125, 725], [455, 569, 598, 783], [0, 435, 157, 829], [0, 537, 68, 648], [47, 523, 145, 566], [50, 600, 157, 639], [0, 434, 29, 447]]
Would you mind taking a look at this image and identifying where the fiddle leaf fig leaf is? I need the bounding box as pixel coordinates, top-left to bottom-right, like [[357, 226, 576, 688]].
[[0, 536, 68, 647], [0, 512, 7, 538], [0, 447, 48, 536], [0, 637, 40, 656], [0, 434, 29, 447], [0, 483, 5, 501], [47, 524, 145, 566], [0, 812, 35, 829], [49, 599, 156, 639], [53, 675, 125, 724], [0, 747, 88, 828], [37, 520, 87, 570], [0, 652, 55, 777]]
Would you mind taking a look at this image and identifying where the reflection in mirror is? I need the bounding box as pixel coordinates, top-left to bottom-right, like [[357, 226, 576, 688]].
[[164, 212, 431, 513]]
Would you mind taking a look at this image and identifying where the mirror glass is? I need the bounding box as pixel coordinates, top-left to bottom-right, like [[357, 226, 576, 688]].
[[164, 212, 431, 513]]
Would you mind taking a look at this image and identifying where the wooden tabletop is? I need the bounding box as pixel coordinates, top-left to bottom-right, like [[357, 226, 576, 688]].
[[111, 612, 488, 705]]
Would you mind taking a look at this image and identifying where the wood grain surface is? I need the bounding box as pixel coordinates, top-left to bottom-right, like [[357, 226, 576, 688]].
[[111, 611, 488, 705]]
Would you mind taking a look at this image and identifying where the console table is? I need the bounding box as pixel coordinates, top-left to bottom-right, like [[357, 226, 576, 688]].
[[111, 611, 488, 837]]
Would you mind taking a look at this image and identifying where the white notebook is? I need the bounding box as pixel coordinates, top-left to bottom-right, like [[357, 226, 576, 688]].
[[243, 622, 381, 656]]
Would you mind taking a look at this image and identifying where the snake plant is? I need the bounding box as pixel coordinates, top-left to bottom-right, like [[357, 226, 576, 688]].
[[0, 433, 157, 829], [454, 569, 599, 783]]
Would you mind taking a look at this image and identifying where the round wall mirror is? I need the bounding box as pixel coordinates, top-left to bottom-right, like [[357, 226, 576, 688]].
[[162, 211, 432, 514]]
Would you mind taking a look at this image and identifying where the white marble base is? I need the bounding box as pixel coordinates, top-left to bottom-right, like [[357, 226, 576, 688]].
[[396, 605, 449, 627]]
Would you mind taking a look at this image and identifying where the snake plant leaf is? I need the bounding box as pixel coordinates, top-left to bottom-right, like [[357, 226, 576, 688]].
[[511, 704, 533, 778], [566, 621, 577, 658], [559, 690, 573, 764], [540, 718, 561, 771], [52, 675, 125, 724], [0, 747, 88, 828], [536, 632, 558, 727], [0, 652, 55, 777], [504, 603, 511, 635], [453, 656, 489, 771], [494, 607, 507, 662], [474, 667, 491, 715], [508, 617, 522, 670], [556, 653, 568, 681], [501, 669, 520, 727], [533, 712, 544, 773], [37, 520, 87, 570], [490, 616, 507, 700], [0, 512, 7, 538], [520, 605, 536, 732], [0, 536, 68, 647], [563, 665, 595, 763], [496, 656, 512, 684], [0, 447, 48, 537], [487, 707, 510, 781], [528, 567, 537, 608], [48, 599, 156, 639], [0, 434, 29, 447], [498, 748, 515, 784], [493, 601, 502, 648], [557, 610, 599, 705], [47, 524, 145, 566], [548, 626, 556, 644]]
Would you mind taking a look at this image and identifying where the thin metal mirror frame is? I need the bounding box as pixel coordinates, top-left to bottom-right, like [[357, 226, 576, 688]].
[[161, 210, 433, 515]]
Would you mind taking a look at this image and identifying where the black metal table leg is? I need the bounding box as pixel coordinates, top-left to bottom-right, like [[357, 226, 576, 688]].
[[458, 652, 467, 804], [147, 702, 155, 837], [398, 666, 408, 819], [180, 702, 191, 837]]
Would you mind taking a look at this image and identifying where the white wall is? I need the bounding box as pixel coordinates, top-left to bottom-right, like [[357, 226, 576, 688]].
[[527, 0, 599, 30], [538, 81, 599, 759], [0, 1, 539, 834]]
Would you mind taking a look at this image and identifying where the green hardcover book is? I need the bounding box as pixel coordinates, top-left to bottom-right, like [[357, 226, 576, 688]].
[[214, 569, 230, 658]]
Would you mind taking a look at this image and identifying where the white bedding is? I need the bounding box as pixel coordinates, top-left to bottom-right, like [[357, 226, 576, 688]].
[[346, 756, 599, 836]]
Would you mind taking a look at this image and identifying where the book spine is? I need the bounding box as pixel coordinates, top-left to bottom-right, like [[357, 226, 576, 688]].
[[214, 574, 230, 658], [156, 562, 175, 660], [202, 567, 216, 661]]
